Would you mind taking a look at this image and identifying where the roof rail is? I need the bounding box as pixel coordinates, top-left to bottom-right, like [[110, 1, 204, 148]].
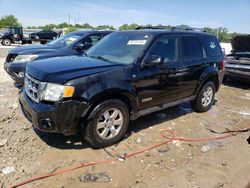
[[171, 26, 206, 32], [135, 26, 166, 30]]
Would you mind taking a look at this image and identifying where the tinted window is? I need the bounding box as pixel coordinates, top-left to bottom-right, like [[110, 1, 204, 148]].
[[203, 36, 222, 57], [182, 37, 204, 59], [148, 36, 179, 62]]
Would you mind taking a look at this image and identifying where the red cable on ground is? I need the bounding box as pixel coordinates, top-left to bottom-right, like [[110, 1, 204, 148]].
[[10, 124, 250, 188]]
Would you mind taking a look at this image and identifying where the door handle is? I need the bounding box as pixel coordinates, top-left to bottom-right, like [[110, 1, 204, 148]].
[[176, 68, 189, 73], [168, 68, 189, 77]]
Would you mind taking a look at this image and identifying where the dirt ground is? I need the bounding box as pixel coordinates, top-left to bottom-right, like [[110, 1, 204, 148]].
[[0, 57, 249, 188]]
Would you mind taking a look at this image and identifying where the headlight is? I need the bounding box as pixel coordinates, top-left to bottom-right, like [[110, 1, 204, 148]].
[[41, 83, 75, 102], [13, 54, 39, 62]]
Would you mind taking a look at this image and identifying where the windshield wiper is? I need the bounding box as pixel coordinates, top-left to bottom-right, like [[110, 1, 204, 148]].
[[90, 56, 109, 62]]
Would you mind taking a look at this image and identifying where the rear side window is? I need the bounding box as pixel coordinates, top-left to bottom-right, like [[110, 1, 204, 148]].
[[182, 36, 205, 59], [203, 36, 222, 57]]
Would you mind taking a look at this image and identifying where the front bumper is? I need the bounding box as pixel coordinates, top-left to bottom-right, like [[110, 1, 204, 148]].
[[4, 61, 26, 84], [19, 92, 90, 136]]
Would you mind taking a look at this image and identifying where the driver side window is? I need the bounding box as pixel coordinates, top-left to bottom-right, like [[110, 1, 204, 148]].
[[148, 36, 179, 63], [77, 34, 102, 50]]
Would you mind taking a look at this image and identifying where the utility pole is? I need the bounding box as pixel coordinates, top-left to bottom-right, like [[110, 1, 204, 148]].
[[67, 12, 70, 26], [77, 12, 80, 25]]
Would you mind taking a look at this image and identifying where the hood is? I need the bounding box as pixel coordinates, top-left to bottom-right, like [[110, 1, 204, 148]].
[[26, 56, 124, 84], [231, 35, 250, 52], [9, 44, 64, 55]]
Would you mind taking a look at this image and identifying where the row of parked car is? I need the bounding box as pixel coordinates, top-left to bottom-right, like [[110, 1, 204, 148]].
[[3, 27, 249, 148]]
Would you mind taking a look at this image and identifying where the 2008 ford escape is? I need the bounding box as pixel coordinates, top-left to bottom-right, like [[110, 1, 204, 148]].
[[19, 27, 225, 148]]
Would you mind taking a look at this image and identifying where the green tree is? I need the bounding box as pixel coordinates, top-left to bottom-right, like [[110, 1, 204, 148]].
[[119, 23, 140, 30], [0, 15, 21, 28], [39, 24, 57, 30], [204, 27, 230, 42], [57, 22, 69, 28], [217, 27, 230, 42], [81, 23, 93, 29], [95, 25, 115, 30], [65, 26, 77, 34]]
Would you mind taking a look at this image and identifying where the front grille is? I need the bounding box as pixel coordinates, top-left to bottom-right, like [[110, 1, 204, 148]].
[[6, 53, 18, 63], [24, 74, 45, 103]]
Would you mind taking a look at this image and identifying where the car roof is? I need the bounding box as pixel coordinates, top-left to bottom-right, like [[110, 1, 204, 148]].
[[118, 29, 215, 37], [70, 30, 113, 35]]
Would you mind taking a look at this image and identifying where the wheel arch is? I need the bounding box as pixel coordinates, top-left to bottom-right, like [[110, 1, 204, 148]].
[[194, 70, 220, 96], [82, 88, 138, 120]]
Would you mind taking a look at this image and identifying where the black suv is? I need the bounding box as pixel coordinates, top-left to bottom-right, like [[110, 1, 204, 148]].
[[19, 28, 225, 148], [4, 30, 112, 86]]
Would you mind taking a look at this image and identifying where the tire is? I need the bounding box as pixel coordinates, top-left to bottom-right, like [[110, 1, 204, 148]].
[[2, 38, 11, 46], [191, 81, 215, 112], [83, 99, 129, 148], [40, 40, 47, 44]]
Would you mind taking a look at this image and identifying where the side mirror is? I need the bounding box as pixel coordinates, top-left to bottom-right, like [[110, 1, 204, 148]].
[[74, 45, 84, 51], [143, 55, 163, 67], [74, 44, 92, 52]]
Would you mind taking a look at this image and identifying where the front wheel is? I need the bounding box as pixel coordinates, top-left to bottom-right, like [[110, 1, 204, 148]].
[[2, 38, 11, 46], [191, 81, 215, 112], [83, 99, 129, 148]]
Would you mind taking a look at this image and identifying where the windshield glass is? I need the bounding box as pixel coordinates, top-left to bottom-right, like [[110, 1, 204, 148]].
[[87, 32, 152, 64], [48, 33, 84, 46]]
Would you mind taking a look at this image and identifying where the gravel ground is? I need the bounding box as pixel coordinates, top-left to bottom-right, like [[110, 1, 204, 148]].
[[0, 54, 249, 188], [0, 46, 16, 58]]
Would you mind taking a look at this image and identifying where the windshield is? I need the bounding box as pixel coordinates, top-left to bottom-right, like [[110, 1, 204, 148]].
[[48, 33, 84, 46], [6, 28, 13, 34], [87, 32, 152, 64]]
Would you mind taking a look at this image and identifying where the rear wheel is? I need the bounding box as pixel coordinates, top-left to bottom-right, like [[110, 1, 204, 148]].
[[191, 81, 215, 112], [83, 99, 129, 148], [2, 38, 11, 46]]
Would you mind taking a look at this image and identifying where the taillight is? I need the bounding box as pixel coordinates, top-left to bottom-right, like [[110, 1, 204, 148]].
[[220, 59, 225, 70]]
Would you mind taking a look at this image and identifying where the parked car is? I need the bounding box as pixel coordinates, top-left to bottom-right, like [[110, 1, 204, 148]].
[[30, 30, 59, 44], [225, 35, 250, 83], [4, 30, 112, 86], [19, 27, 225, 148]]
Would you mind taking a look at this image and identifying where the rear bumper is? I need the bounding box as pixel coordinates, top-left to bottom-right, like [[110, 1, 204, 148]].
[[225, 68, 250, 82], [19, 92, 90, 136]]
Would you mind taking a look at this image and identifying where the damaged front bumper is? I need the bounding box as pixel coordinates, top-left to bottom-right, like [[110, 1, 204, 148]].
[[19, 91, 90, 136]]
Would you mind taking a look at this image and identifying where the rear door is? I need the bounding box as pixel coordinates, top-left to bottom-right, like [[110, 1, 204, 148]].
[[180, 35, 208, 97]]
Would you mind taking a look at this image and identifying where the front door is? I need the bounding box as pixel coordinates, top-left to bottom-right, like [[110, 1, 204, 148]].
[[136, 35, 186, 109]]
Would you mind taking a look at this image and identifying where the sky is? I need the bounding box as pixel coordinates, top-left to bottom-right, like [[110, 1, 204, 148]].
[[0, 0, 249, 33]]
